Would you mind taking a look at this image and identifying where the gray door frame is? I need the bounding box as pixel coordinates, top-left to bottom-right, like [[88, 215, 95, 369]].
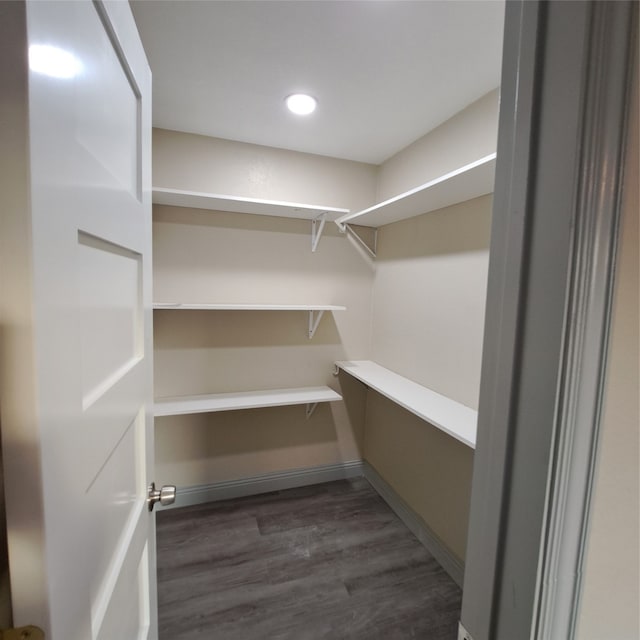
[[460, 2, 637, 639]]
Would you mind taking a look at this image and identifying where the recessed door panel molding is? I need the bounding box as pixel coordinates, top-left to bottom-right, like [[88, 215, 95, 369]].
[[78, 232, 143, 409], [87, 416, 138, 605], [74, 1, 141, 196]]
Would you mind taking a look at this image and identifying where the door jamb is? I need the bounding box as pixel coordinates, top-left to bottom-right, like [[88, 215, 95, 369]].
[[460, 2, 637, 638]]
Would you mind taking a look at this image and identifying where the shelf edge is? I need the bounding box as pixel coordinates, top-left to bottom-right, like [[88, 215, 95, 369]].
[[335, 153, 496, 229], [152, 303, 347, 311], [153, 187, 350, 219], [154, 385, 343, 416], [335, 360, 477, 448]]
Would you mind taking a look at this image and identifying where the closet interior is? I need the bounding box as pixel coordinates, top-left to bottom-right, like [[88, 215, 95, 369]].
[[152, 88, 499, 586]]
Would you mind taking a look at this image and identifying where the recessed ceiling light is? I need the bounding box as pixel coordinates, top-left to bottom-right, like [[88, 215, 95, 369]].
[[285, 94, 317, 116]]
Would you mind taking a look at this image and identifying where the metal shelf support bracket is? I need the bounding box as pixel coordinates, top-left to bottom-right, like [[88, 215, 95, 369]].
[[337, 222, 377, 258], [308, 310, 325, 339], [311, 212, 327, 252], [306, 402, 318, 419]]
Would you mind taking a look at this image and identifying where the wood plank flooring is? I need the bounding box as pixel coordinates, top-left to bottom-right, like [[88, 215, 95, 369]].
[[156, 477, 462, 639]]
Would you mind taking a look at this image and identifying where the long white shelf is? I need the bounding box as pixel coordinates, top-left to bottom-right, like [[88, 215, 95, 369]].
[[154, 386, 342, 417], [153, 187, 350, 221], [153, 303, 346, 338], [153, 303, 346, 311], [335, 153, 496, 229], [335, 360, 477, 448]]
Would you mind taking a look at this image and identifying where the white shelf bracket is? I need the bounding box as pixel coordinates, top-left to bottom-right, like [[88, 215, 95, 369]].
[[306, 402, 318, 419], [344, 223, 377, 258], [311, 212, 327, 252], [308, 310, 325, 339]]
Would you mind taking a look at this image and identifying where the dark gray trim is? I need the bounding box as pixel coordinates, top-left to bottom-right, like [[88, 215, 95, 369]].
[[461, 2, 636, 639]]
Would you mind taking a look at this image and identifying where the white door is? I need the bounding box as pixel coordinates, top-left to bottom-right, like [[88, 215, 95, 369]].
[[0, 2, 158, 639]]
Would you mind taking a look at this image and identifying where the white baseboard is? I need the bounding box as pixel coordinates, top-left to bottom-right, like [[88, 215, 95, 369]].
[[160, 459, 364, 510], [363, 461, 465, 587]]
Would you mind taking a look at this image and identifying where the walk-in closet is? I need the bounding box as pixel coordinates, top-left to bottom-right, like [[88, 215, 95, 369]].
[[2, 1, 636, 639], [129, 1, 503, 635]]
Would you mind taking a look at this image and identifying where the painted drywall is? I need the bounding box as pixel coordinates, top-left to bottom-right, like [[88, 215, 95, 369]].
[[361, 195, 492, 563], [0, 432, 11, 628], [0, 23, 16, 619], [359, 93, 497, 564], [152, 129, 378, 487], [364, 393, 474, 562], [576, 61, 638, 640], [0, 1, 43, 628], [376, 89, 499, 201], [371, 195, 491, 409], [153, 197, 375, 486], [153, 128, 377, 213]]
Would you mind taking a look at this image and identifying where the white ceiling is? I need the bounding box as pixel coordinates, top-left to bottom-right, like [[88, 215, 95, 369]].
[[130, 0, 504, 165]]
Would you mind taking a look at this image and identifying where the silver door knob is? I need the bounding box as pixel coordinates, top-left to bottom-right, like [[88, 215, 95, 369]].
[[147, 482, 176, 511]]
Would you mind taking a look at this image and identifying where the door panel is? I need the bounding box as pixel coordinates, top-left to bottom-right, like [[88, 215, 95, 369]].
[[73, 6, 140, 195], [0, 2, 155, 639], [77, 233, 142, 409], [94, 532, 151, 640]]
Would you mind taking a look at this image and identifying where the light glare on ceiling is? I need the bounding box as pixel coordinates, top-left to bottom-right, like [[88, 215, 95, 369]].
[[286, 94, 317, 116]]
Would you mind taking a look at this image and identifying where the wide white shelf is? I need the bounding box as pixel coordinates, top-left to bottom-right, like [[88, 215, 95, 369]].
[[153, 303, 345, 339], [153, 303, 346, 311], [154, 386, 342, 417], [335, 153, 496, 229], [335, 360, 477, 448], [153, 187, 350, 221]]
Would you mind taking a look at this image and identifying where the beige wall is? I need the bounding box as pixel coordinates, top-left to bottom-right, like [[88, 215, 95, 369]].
[[371, 195, 492, 409], [0, 432, 11, 628], [576, 63, 639, 640], [359, 94, 496, 563], [364, 393, 474, 562], [376, 89, 499, 201], [152, 133, 377, 487], [0, 1, 37, 627], [153, 128, 377, 213], [362, 196, 492, 563]]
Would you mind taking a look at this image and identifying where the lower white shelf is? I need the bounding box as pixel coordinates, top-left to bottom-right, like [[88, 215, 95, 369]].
[[335, 360, 477, 448], [154, 386, 342, 417]]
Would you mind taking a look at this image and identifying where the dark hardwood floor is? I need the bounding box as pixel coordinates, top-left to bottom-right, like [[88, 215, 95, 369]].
[[156, 477, 462, 639]]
